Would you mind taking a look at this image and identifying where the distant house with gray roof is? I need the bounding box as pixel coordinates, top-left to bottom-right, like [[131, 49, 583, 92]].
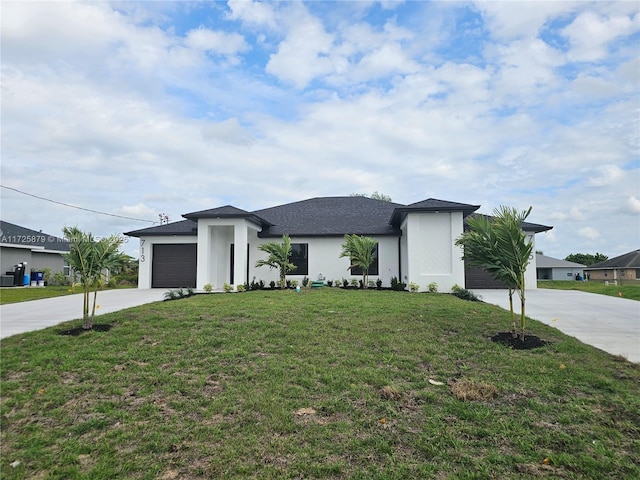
[[0, 221, 70, 284], [125, 196, 552, 292], [584, 250, 640, 284], [536, 254, 585, 281]]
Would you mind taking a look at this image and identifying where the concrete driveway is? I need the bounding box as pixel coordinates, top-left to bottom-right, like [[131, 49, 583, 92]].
[[472, 288, 640, 363], [0, 289, 165, 339]]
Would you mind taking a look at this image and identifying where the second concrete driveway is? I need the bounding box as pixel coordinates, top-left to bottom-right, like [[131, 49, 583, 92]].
[[472, 288, 640, 363], [0, 289, 165, 339]]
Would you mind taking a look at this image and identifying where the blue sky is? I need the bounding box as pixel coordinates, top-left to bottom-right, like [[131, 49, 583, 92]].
[[1, 0, 638, 259]]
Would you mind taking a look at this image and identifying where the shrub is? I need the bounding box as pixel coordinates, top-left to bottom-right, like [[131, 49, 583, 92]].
[[290, 280, 299, 289], [204, 283, 213, 293], [451, 286, 481, 302], [342, 278, 349, 288], [51, 272, 71, 286], [163, 290, 179, 301], [223, 283, 232, 293], [409, 282, 419, 292], [427, 282, 438, 293], [368, 280, 375, 288], [302, 276, 309, 287], [236, 284, 246, 292], [376, 278, 382, 289], [270, 280, 276, 289], [326, 280, 333, 287], [390, 277, 407, 291], [350, 278, 359, 288]]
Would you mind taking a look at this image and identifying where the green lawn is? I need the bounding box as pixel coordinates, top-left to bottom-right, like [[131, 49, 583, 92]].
[[0, 285, 136, 305], [1, 289, 638, 479], [0, 286, 76, 305], [538, 280, 640, 300]]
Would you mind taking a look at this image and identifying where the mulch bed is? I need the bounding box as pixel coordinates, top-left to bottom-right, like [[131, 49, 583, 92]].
[[491, 332, 550, 350], [58, 324, 112, 336]]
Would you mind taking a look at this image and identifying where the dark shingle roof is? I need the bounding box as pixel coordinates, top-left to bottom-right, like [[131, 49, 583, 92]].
[[585, 250, 640, 270], [125, 220, 197, 237], [123, 197, 553, 238], [0, 220, 70, 252], [464, 214, 553, 233], [390, 198, 480, 225], [255, 196, 404, 237], [183, 205, 272, 227]]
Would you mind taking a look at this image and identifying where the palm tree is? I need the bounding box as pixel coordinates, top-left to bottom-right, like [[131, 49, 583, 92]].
[[63, 227, 124, 329], [492, 206, 533, 340], [456, 206, 533, 340], [340, 234, 378, 288], [255, 235, 296, 288]]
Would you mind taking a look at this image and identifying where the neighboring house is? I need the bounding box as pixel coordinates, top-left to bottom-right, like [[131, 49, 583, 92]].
[[583, 249, 640, 284], [536, 254, 586, 281], [125, 197, 552, 292], [0, 221, 70, 284]]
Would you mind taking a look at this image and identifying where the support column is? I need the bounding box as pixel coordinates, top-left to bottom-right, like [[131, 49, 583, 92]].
[[233, 222, 248, 288]]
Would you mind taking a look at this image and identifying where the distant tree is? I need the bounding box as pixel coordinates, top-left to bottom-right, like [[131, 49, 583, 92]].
[[564, 253, 608, 266], [255, 235, 296, 288], [536, 250, 544, 255], [340, 234, 378, 288], [350, 191, 392, 202]]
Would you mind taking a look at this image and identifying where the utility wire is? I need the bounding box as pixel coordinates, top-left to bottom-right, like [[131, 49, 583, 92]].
[[1, 184, 157, 224]]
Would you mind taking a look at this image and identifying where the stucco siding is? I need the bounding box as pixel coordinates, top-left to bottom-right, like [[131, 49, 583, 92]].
[[404, 212, 465, 292]]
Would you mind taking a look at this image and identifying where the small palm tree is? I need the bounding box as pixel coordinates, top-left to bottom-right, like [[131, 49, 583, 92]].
[[340, 234, 377, 288], [456, 206, 533, 340], [255, 235, 296, 288], [63, 227, 125, 329]]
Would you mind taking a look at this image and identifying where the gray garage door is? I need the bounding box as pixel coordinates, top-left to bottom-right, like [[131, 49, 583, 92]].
[[464, 260, 509, 289], [152, 244, 197, 288]]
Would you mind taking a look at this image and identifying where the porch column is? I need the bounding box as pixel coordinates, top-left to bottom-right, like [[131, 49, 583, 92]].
[[196, 223, 212, 290], [233, 222, 248, 288]]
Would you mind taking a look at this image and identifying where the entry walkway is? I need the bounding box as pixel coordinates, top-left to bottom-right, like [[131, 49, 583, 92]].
[[472, 288, 640, 363], [0, 289, 165, 339]]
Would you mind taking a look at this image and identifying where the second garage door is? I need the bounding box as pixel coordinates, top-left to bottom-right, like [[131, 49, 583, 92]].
[[152, 243, 197, 288]]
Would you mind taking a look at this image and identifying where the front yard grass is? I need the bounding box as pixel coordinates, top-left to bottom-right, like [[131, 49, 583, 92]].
[[0, 286, 75, 305], [538, 280, 640, 300], [1, 289, 638, 479], [0, 285, 135, 305]]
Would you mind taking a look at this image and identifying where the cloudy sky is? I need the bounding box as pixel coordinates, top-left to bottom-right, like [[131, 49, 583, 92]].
[[1, 0, 638, 259]]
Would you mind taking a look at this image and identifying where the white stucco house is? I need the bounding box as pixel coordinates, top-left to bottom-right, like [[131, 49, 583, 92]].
[[125, 197, 552, 292]]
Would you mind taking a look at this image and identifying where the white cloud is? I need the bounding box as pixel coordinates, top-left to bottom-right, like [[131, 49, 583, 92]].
[[226, 0, 277, 29], [578, 227, 600, 240], [586, 165, 624, 186], [563, 10, 640, 62], [184, 27, 249, 55], [202, 118, 255, 145], [625, 196, 640, 214], [265, 5, 334, 88]]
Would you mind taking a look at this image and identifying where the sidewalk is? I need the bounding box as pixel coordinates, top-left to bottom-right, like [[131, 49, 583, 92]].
[[0, 289, 165, 339], [472, 289, 640, 363]]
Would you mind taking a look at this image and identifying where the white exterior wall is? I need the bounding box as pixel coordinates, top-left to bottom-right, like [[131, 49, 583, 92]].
[[403, 212, 465, 292], [524, 234, 537, 290], [136, 235, 197, 289], [249, 235, 400, 287]]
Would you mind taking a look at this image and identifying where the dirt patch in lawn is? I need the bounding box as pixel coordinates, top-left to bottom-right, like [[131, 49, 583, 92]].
[[491, 332, 550, 350], [58, 324, 112, 336]]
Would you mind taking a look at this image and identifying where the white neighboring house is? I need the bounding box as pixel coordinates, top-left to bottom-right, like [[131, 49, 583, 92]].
[[125, 197, 552, 292], [0, 220, 70, 286], [536, 254, 586, 281]]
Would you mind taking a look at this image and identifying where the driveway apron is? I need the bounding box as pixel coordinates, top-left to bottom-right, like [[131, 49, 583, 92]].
[[472, 288, 640, 363], [0, 289, 165, 339]]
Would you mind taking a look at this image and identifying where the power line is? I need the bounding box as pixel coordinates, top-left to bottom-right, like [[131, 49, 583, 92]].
[[1, 184, 157, 224]]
